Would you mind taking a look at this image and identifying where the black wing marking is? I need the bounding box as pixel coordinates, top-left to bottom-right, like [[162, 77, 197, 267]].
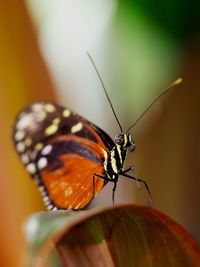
[[14, 102, 114, 147], [13, 102, 114, 177]]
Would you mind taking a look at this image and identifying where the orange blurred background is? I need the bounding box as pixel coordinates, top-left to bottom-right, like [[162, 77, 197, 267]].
[[0, 1, 200, 266]]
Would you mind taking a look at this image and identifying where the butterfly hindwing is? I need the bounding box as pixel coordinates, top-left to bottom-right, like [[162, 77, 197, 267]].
[[13, 102, 115, 210]]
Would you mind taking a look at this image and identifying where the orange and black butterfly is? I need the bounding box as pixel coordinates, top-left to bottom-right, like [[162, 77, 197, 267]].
[[13, 101, 149, 210], [12, 54, 181, 210]]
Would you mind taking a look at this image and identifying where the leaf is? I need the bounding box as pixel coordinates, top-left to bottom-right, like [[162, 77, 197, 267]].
[[25, 205, 200, 267]]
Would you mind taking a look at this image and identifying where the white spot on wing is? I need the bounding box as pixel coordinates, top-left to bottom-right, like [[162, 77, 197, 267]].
[[39, 185, 45, 192], [16, 115, 32, 130], [47, 204, 53, 210], [39, 186, 47, 197], [42, 145, 53, 155], [43, 196, 48, 201], [25, 137, 32, 147], [37, 157, 48, 169], [43, 196, 50, 204], [26, 163, 36, 174], [14, 130, 25, 141], [44, 104, 55, 113], [45, 124, 58, 136], [53, 118, 61, 124], [21, 154, 29, 164], [32, 103, 43, 112], [63, 109, 71, 118], [16, 142, 25, 153], [35, 143, 43, 151], [71, 122, 83, 133], [17, 105, 46, 130]]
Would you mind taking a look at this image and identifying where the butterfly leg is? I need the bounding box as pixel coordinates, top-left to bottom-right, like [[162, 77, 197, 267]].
[[94, 173, 118, 205], [121, 166, 144, 197], [122, 166, 146, 198], [122, 166, 134, 174], [112, 181, 117, 206], [119, 172, 153, 207]]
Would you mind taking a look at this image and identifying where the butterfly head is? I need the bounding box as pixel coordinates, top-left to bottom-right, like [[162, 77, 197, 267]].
[[115, 132, 135, 152]]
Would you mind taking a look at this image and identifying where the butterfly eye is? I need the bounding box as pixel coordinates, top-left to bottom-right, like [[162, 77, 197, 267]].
[[115, 134, 124, 145]]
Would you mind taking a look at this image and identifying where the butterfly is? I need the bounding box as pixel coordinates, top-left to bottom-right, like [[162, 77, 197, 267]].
[[13, 101, 150, 210], [12, 53, 181, 210]]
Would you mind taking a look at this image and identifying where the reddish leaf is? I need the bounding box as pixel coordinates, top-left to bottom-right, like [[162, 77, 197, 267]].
[[52, 205, 200, 267], [25, 205, 200, 266]]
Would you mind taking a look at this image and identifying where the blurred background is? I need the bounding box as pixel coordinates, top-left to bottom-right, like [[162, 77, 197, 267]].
[[0, 0, 200, 266]]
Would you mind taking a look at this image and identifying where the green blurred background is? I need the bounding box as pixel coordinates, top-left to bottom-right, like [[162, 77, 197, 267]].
[[0, 0, 200, 266]]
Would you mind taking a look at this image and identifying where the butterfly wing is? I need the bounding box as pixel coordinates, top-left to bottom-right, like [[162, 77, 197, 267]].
[[13, 102, 115, 210]]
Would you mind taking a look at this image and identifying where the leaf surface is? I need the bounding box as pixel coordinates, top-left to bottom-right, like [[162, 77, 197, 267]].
[[54, 205, 200, 267]]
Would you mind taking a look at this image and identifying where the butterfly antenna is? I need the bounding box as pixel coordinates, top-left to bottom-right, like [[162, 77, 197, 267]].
[[126, 78, 182, 133], [87, 52, 123, 133]]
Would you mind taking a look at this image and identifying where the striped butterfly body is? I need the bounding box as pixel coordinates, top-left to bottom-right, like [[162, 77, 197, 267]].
[[13, 102, 138, 210]]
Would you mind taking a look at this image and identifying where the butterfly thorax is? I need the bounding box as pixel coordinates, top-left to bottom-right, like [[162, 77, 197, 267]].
[[103, 133, 135, 181]]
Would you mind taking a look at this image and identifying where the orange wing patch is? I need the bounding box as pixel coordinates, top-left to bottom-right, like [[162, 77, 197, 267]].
[[41, 153, 104, 209], [13, 102, 116, 211]]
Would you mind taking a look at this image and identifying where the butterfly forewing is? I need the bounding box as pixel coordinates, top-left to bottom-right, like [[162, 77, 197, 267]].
[[13, 102, 115, 210]]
